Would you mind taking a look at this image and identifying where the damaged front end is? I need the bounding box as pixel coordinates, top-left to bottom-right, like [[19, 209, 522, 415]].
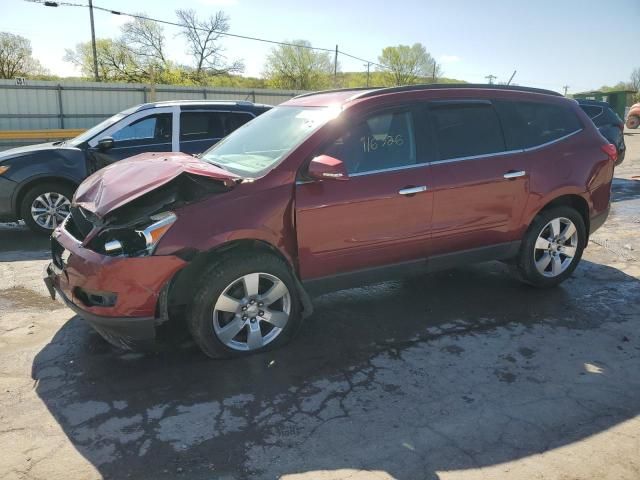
[[45, 165, 239, 350], [68, 172, 234, 257]]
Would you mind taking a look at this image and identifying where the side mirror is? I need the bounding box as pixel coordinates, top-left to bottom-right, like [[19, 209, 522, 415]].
[[308, 155, 349, 181], [97, 137, 114, 151]]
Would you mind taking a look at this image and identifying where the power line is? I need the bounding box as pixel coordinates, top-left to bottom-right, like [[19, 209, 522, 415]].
[[24, 0, 390, 71]]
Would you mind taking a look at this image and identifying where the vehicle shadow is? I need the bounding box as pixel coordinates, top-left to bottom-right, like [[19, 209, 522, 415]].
[[31, 259, 640, 479], [0, 222, 50, 260]]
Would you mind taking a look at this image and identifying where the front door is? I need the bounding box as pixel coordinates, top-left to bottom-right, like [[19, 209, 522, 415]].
[[295, 107, 434, 280]]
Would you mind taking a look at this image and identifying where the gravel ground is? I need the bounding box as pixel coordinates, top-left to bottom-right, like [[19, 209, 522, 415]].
[[0, 130, 639, 480]]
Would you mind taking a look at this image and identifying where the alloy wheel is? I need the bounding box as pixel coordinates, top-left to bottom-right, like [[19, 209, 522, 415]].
[[212, 272, 291, 351], [533, 217, 579, 277], [30, 192, 71, 230]]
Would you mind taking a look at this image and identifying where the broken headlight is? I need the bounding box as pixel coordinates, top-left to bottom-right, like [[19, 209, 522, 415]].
[[98, 212, 177, 257]]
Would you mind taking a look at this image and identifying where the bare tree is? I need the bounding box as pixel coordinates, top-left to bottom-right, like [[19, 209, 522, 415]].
[[121, 15, 167, 67], [0, 32, 47, 79], [175, 9, 243, 82]]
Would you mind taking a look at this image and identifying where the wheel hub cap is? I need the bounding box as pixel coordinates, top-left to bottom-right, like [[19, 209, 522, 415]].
[[31, 192, 71, 230], [212, 272, 291, 351], [533, 217, 579, 278]]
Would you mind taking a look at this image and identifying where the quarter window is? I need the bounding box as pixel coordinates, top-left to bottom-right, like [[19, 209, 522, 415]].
[[494, 101, 582, 150], [580, 105, 603, 119], [429, 103, 505, 160], [323, 111, 416, 174]]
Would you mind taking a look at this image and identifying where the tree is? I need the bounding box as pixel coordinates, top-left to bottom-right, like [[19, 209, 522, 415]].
[[0, 32, 47, 79], [631, 68, 640, 101], [377, 43, 441, 86], [263, 40, 334, 90], [121, 15, 167, 68], [175, 9, 244, 82], [64, 38, 148, 82]]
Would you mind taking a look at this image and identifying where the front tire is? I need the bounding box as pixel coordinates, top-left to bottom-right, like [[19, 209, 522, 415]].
[[515, 206, 586, 288], [20, 182, 74, 235], [626, 115, 639, 129], [188, 252, 303, 359]]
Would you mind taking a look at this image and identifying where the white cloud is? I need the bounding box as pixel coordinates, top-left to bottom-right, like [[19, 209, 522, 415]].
[[439, 55, 461, 63]]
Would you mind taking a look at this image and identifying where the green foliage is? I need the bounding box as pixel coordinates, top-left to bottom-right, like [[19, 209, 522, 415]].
[[263, 40, 334, 90], [377, 43, 442, 86], [0, 32, 48, 79]]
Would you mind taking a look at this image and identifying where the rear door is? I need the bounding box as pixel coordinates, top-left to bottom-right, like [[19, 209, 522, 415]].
[[179, 110, 255, 154], [425, 100, 529, 257], [295, 106, 435, 280]]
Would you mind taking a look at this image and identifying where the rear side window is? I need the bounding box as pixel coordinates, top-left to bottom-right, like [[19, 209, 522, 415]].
[[580, 105, 604, 119], [429, 103, 505, 160], [180, 111, 255, 142], [495, 101, 582, 150], [180, 112, 226, 141]]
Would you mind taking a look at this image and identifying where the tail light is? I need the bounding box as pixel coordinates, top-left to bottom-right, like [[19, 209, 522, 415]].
[[601, 143, 618, 163]]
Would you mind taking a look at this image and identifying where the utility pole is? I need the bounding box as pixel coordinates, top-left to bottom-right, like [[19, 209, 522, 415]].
[[88, 0, 99, 82], [334, 45, 338, 87], [563, 85, 570, 96], [364, 62, 371, 87], [432, 62, 437, 83], [485, 74, 496, 85]]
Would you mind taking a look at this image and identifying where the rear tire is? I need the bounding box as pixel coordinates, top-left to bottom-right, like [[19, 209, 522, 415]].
[[515, 206, 586, 288], [20, 182, 74, 235], [187, 251, 303, 359], [626, 115, 639, 129]]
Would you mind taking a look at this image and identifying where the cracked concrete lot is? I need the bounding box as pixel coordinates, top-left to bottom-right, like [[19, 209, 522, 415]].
[[1, 130, 639, 480]]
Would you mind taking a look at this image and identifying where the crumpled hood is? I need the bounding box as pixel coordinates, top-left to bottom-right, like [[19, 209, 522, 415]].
[[74, 152, 239, 217]]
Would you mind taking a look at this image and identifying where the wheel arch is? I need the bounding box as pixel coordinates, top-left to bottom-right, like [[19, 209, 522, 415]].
[[166, 239, 312, 318], [13, 175, 79, 218], [527, 194, 590, 241]]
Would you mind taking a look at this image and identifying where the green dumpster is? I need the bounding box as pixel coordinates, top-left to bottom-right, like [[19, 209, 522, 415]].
[[573, 90, 637, 119]]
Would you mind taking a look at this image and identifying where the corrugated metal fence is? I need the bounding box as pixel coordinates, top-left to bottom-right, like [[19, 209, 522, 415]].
[[0, 79, 307, 131]]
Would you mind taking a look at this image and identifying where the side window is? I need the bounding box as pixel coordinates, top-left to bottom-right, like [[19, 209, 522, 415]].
[[226, 112, 253, 134], [112, 114, 172, 143], [180, 112, 226, 142], [495, 101, 582, 149], [430, 103, 505, 160], [324, 111, 416, 174]]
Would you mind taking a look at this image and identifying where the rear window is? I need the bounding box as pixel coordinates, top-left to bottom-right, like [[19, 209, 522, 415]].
[[429, 103, 505, 160], [495, 101, 582, 150]]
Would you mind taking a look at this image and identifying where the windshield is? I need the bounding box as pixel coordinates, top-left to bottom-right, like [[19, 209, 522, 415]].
[[68, 105, 139, 146], [200, 105, 340, 177]]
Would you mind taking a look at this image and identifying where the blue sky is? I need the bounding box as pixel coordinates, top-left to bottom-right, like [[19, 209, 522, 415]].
[[2, 0, 638, 94]]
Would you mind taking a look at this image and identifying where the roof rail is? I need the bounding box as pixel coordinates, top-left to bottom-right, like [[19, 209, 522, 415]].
[[293, 87, 374, 99], [352, 83, 562, 99]]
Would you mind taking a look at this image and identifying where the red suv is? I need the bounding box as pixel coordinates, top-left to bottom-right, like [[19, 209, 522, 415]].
[[44, 85, 616, 358]]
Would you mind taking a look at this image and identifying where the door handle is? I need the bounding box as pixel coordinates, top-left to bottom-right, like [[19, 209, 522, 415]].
[[399, 186, 428, 196], [503, 170, 526, 179]]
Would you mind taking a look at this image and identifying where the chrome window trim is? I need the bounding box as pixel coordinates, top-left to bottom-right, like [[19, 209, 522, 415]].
[[350, 161, 430, 177], [180, 137, 223, 144], [521, 128, 583, 153]]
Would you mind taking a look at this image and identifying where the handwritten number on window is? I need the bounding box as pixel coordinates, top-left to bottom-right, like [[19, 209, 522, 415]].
[[360, 135, 404, 153]]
